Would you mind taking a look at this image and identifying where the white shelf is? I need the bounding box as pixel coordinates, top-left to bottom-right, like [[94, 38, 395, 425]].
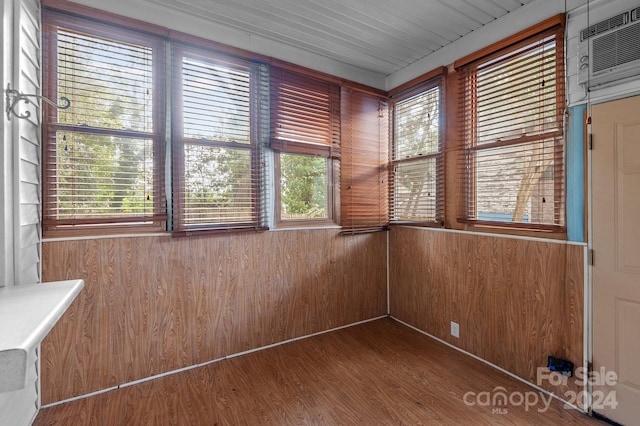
[[0, 279, 84, 393]]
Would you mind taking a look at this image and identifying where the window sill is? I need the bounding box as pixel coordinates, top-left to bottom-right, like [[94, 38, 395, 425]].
[[272, 222, 341, 232], [0, 279, 84, 393], [390, 220, 443, 228], [458, 219, 567, 240], [42, 232, 171, 243], [43, 222, 166, 239]]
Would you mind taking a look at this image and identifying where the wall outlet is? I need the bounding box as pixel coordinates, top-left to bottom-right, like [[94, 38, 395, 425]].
[[451, 321, 460, 338]]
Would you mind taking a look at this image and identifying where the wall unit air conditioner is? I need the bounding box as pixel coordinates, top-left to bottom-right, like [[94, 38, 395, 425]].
[[577, 6, 640, 88]]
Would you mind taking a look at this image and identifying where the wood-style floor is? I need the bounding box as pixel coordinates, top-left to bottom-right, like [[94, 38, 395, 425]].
[[35, 318, 601, 425]]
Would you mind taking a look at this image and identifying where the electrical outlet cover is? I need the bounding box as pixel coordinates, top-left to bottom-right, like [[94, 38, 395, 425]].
[[451, 321, 459, 338]]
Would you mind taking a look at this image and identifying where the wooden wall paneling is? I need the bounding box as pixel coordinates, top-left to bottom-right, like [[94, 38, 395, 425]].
[[460, 232, 491, 361], [444, 69, 464, 230], [41, 229, 387, 404], [558, 243, 586, 408], [389, 227, 585, 402]]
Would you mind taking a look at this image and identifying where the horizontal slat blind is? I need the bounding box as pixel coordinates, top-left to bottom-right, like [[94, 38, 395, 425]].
[[340, 88, 389, 232], [172, 46, 264, 234], [270, 67, 340, 224], [45, 132, 156, 223], [270, 67, 340, 157], [390, 81, 443, 224], [56, 30, 153, 132], [182, 56, 251, 143], [458, 26, 565, 229], [42, 11, 166, 235]]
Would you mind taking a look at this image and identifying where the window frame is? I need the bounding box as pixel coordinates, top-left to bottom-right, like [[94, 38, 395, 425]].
[[269, 67, 341, 228], [170, 43, 267, 236], [389, 77, 445, 226], [41, 9, 167, 237], [455, 17, 566, 234], [273, 153, 336, 227], [40, 0, 390, 237]]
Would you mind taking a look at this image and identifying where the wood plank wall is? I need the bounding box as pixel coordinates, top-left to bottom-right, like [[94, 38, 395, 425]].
[[40, 229, 387, 404], [390, 227, 585, 403]]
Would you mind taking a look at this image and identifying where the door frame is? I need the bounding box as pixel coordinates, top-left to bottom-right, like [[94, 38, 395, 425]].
[[587, 94, 640, 423]]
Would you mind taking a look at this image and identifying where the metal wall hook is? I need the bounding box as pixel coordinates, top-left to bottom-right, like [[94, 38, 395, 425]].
[[5, 83, 71, 120]]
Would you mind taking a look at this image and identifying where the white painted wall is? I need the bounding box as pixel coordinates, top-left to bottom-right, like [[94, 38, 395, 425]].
[[1, 0, 42, 423], [13, 0, 41, 285], [1, 0, 41, 288], [566, 0, 640, 106], [0, 346, 40, 426], [1, 0, 15, 289]]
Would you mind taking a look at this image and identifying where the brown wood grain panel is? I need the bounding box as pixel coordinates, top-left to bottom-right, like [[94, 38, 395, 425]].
[[41, 230, 387, 404], [444, 69, 465, 230], [35, 319, 598, 426], [390, 227, 585, 403]]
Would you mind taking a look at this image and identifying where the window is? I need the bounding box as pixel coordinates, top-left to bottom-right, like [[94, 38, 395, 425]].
[[340, 88, 389, 232], [172, 45, 267, 234], [390, 82, 443, 224], [42, 2, 390, 236], [457, 24, 565, 231], [42, 11, 166, 236], [278, 153, 330, 220], [270, 67, 340, 225]]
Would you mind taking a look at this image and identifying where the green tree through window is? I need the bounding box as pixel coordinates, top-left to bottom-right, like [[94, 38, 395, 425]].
[[42, 17, 165, 235], [280, 154, 327, 220]]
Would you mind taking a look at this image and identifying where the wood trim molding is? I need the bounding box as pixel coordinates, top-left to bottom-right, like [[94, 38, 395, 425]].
[[453, 13, 566, 70], [457, 218, 567, 235], [388, 66, 447, 98], [270, 140, 340, 159]]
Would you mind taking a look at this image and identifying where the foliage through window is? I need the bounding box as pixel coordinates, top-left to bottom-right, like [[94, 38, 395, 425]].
[[270, 67, 340, 225], [42, 12, 166, 235], [391, 84, 443, 224], [172, 47, 266, 234], [279, 154, 329, 220], [42, 4, 392, 236], [458, 26, 566, 230]]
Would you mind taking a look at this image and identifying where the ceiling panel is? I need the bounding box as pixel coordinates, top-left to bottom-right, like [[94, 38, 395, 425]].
[[147, 0, 534, 75]]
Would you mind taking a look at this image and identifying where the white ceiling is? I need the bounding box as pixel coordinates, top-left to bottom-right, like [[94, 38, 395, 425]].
[[73, 0, 582, 89], [145, 0, 536, 76]]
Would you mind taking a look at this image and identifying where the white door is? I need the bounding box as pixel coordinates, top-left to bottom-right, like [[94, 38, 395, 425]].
[[592, 95, 640, 425]]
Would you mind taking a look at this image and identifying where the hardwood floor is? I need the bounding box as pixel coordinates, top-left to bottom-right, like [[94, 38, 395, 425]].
[[35, 318, 601, 425]]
